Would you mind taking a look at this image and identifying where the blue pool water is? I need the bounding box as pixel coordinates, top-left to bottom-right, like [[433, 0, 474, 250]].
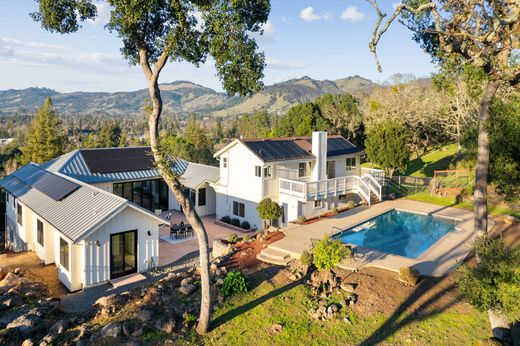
[[333, 210, 457, 258]]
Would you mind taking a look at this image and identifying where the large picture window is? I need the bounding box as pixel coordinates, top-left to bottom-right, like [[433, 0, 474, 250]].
[[114, 179, 169, 212], [16, 203, 22, 225], [37, 219, 44, 246], [233, 201, 245, 217], [60, 238, 69, 271]]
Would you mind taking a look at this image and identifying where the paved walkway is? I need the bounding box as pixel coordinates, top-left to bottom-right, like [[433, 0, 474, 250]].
[[267, 200, 477, 277]]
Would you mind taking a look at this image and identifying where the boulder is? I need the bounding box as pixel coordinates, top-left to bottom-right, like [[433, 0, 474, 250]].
[[180, 277, 193, 287], [399, 266, 421, 285], [1, 272, 20, 286], [135, 307, 154, 322], [269, 323, 283, 334], [6, 313, 42, 338], [340, 283, 356, 293], [21, 339, 35, 346], [123, 321, 144, 338], [178, 284, 196, 296], [100, 323, 122, 338], [156, 319, 176, 334], [50, 319, 69, 334]]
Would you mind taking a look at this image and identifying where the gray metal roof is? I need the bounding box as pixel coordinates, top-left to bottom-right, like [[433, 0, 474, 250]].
[[180, 162, 220, 189], [0, 163, 163, 243], [43, 148, 219, 189]]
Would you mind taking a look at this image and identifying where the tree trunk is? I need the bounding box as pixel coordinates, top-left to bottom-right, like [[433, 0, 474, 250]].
[[147, 78, 212, 335], [473, 81, 500, 236], [488, 309, 512, 345]]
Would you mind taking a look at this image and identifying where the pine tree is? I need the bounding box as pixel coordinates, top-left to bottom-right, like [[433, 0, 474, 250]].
[[21, 97, 67, 164]]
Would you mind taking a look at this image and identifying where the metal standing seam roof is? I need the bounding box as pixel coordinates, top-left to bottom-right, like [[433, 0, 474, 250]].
[[179, 162, 220, 189], [0, 163, 162, 243]]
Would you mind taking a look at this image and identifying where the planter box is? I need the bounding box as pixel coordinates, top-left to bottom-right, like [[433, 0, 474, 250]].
[[214, 219, 255, 233]]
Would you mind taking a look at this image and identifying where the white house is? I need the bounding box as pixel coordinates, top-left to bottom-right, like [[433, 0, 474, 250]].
[[212, 131, 384, 229], [0, 163, 164, 291]]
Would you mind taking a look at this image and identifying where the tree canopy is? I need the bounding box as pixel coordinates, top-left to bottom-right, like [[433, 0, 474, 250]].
[[364, 120, 410, 177], [21, 97, 68, 164]]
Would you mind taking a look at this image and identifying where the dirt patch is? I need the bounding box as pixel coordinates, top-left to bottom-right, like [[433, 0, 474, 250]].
[[0, 251, 68, 297], [490, 216, 520, 248], [222, 231, 285, 270]]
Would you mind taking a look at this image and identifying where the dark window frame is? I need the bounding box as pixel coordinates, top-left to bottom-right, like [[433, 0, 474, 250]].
[[113, 179, 169, 212], [223, 157, 227, 168], [346, 157, 357, 170], [60, 237, 69, 271], [37, 219, 44, 246], [233, 201, 245, 217], [263, 165, 272, 178], [255, 165, 261, 177], [198, 188, 206, 207], [16, 203, 22, 225]]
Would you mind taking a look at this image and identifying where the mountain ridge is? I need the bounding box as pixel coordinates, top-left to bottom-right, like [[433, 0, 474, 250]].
[[0, 76, 376, 118]]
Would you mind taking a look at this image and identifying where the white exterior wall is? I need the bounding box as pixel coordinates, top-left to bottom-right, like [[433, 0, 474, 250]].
[[332, 154, 362, 178], [167, 184, 216, 217], [214, 142, 264, 228], [32, 214, 55, 265], [54, 232, 82, 292], [82, 206, 160, 288], [5, 198, 32, 252], [91, 182, 113, 193]]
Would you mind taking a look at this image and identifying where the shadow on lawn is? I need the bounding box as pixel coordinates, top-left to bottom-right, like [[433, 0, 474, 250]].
[[359, 275, 458, 345], [210, 265, 309, 330]]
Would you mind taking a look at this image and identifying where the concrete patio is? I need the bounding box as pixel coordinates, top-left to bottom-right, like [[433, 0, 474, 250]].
[[158, 211, 243, 266], [263, 200, 478, 277]]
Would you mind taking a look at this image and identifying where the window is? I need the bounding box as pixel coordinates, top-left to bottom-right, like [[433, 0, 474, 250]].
[[327, 161, 336, 179], [263, 165, 272, 178], [222, 157, 227, 168], [314, 199, 323, 209], [6, 193, 9, 204], [189, 189, 196, 205], [255, 166, 262, 177], [346, 157, 357, 170], [60, 238, 69, 271], [16, 203, 22, 225], [198, 188, 207, 206], [114, 179, 169, 212], [37, 219, 44, 246], [233, 201, 245, 217], [298, 162, 310, 178]]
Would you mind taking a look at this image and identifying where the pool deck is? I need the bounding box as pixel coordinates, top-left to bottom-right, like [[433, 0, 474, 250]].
[[266, 200, 478, 277]]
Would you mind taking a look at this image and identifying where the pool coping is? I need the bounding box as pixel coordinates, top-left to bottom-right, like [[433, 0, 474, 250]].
[[268, 200, 480, 277]]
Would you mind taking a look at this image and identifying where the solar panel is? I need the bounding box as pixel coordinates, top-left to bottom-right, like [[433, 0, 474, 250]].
[[81, 147, 156, 174], [32, 170, 80, 201], [12, 166, 80, 201]]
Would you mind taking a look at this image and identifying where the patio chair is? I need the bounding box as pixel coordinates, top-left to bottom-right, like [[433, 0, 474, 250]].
[[170, 224, 178, 239]]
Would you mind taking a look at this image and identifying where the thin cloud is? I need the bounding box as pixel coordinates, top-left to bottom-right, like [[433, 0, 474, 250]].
[[266, 58, 308, 70], [341, 6, 365, 22]]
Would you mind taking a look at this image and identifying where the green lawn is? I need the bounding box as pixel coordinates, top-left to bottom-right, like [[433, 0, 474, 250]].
[[405, 192, 520, 218], [362, 144, 459, 178], [205, 278, 489, 346]]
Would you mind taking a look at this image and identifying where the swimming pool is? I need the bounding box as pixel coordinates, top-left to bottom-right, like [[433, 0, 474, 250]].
[[333, 209, 457, 258]]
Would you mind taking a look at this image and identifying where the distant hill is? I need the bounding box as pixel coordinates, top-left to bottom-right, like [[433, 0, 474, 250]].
[[0, 76, 376, 118]]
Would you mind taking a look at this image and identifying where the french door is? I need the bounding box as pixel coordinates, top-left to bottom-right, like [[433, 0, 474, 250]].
[[110, 230, 137, 279]]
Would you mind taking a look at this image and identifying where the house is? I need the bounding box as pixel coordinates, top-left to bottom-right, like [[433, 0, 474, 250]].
[[41, 147, 219, 217], [0, 147, 219, 291], [212, 131, 384, 229], [0, 163, 164, 291]]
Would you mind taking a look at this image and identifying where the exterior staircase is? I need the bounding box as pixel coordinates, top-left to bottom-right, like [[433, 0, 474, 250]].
[[256, 247, 292, 266]]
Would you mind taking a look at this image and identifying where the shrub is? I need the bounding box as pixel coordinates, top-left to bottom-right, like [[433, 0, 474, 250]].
[[257, 198, 281, 227], [240, 221, 251, 230], [183, 312, 197, 323], [346, 200, 355, 209], [331, 207, 338, 214], [230, 218, 240, 227], [300, 250, 313, 267], [221, 271, 248, 297], [227, 233, 239, 243], [243, 234, 251, 242], [220, 216, 231, 224], [312, 235, 349, 270], [399, 266, 421, 285], [297, 215, 306, 224], [458, 237, 520, 321]]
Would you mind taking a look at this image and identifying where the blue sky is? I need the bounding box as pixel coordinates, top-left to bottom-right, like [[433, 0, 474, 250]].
[[0, 1, 436, 93]]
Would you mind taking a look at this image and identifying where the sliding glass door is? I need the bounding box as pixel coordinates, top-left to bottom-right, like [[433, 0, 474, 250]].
[[110, 230, 137, 279]]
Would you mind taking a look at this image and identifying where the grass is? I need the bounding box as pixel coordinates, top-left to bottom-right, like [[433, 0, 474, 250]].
[[405, 192, 520, 218], [362, 143, 459, 178], [205, 279, 489, 345]]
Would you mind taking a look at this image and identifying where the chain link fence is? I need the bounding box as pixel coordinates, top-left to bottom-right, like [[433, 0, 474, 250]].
[[383, 176, 434, 198]]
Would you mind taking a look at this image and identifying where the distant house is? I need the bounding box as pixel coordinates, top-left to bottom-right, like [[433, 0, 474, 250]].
[[212, 131, 383, 229], [0, 138, 14, 145]]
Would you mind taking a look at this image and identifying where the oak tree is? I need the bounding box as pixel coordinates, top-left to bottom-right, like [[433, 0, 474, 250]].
[[32, 0, 270, 334]]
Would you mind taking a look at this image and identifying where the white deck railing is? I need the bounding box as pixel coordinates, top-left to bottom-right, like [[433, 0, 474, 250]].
[[361, 167, 386, 186], [279, 175, 374, 204], [362, 173, 383, 201]]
